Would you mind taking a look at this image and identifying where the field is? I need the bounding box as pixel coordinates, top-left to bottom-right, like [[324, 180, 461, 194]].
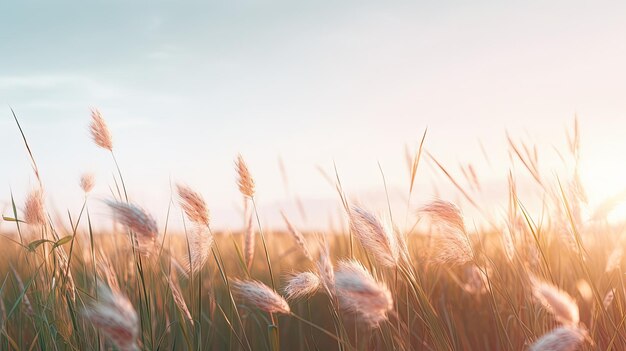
[[0, 112, 624, 351]]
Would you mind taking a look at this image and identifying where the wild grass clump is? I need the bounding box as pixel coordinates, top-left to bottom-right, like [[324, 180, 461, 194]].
[[0, 111, 625, 351]]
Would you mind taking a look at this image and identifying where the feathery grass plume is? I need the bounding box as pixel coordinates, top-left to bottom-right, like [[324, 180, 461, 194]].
[[243, 208, 255, 270], [106, 200, 158, 254], [231, 279, 291, 314], [84, 283, 139, 351], [10, 265, 34, 316], [281, 211, 313, 261], [90, 108, 113, 151], [284, 271, 321, 300], [531, 277, 579, 326], [168, 274, 194, 325], [605, 246, 623, 273], [176, 183, 210, 226], [349, 206, 399, 267], [80, 173, 95, 193], [235, 154, 255, 198], [529, 325, 587, 351], [185, 226, 213, 274], [316, 238, 335, 296], [335, 260, 393, 328], [419, 200, 473, 265], [24, 188, 45, 226], [603, 289, 615, 310]]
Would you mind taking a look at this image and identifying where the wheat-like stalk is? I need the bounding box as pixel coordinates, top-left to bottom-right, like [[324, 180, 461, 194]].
[[235, 154, 255, 198], [281, 211, 313, 261]]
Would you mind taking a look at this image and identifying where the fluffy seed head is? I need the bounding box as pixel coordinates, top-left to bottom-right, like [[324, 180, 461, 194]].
[[335, 260, 393, 328], [176, 184, 210, 226], [529, 326, 587, 351], [90, 109, 113, 151], [106, 200, 158, 254], [284, 272, 321, 300], [80, 173, 95, 193], [24, 188, 46, 226], [184, 227, 213, 274], [350, 207, 399, 267], [420, 200, 473, 265], [531, 277, 580, 326], [235, 154, 255, 197], [83, 283, 139, 351], [231, 280, 291, 314]]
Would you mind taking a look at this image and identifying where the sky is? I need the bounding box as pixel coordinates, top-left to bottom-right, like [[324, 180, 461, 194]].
[[1, 1, 626, 232]]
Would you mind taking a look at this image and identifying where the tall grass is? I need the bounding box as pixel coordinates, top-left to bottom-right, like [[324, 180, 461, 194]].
[[0, 111, 624, 351]]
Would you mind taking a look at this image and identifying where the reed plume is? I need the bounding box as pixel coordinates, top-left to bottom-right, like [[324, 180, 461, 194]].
[[531, 277, 579, 326], [235, 154, 255, 198], [349, 206, 399, 267], [90, 108, 113, 151], [80, 173, 95, 193], [231, 279, 291, 314], [420, 200, 473, 265], [106, 200, 158, 254], [176, 183, 210, 226], [335, 260, 393, 328], [284, 271, 321, 300], [185, 226, 213, 274], [24, 188, 45, 226], [83, 283, 139, 351]]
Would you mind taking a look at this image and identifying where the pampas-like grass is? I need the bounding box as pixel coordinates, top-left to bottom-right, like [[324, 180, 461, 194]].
[[231, 279, 291, 314], [80, 173, 95, 194], [176, 183, 210, 227], [106, 200, 158, 254], [349, 206, 399, 267], [529, 325, 586, 351], [335, 260, 393, 328], [24, 188, 45, 226], [531, 277, 580, 326], [185, 226, 213, 274], [89, 109, 113, 151], [284, 271, 321, 300], [420, 200, 473, 265], [235, 154, 255, 198], [83, 283, 139, 351]]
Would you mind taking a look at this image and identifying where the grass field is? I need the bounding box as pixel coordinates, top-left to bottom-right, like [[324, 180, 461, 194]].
[[0, 111, 624, 351]]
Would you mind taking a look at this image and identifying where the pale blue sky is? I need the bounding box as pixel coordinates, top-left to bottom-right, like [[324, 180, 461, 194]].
[[1, 1, 626, 230]]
